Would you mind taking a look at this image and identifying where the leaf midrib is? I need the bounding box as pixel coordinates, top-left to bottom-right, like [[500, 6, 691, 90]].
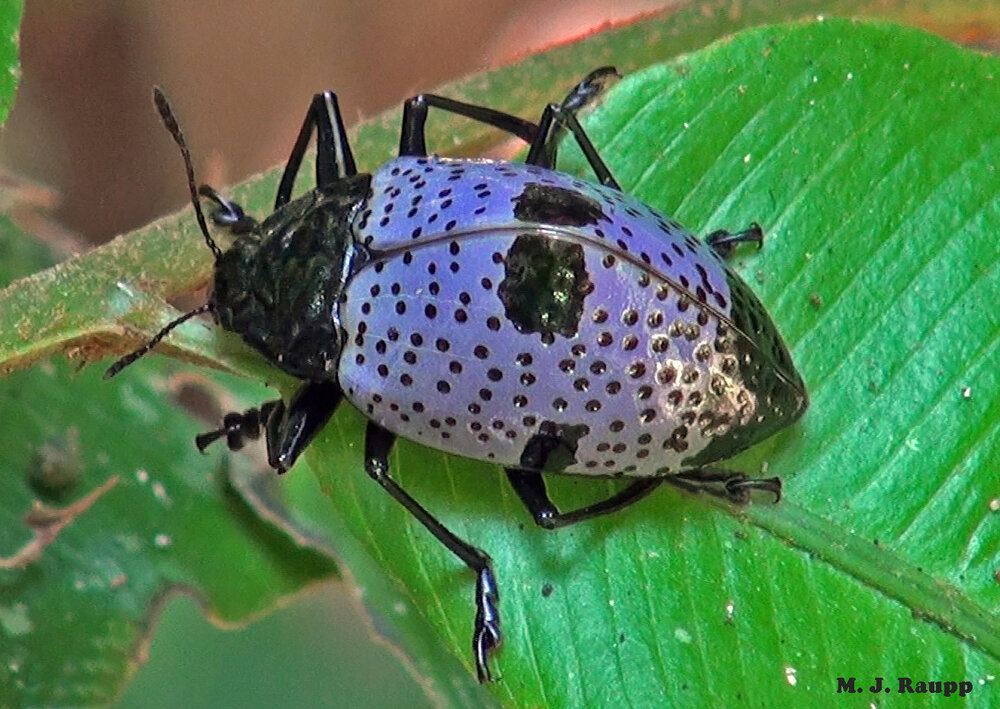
[[740, 498, 1000, 660]]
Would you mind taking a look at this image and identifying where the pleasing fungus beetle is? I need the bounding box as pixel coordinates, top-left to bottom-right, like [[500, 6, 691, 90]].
[[107, 68, 808, 682]]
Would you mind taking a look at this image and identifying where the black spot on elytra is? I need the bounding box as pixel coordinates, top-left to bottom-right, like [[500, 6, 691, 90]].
[[512, 182, 609, 226], [498, 233, 592, 339], [519, 420, 591, 472]]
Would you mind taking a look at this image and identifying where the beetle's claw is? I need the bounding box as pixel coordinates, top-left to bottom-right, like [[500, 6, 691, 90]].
[[473, 567, 502, 683], [706, 223, 765, 258], [724, 474, 782, 504]]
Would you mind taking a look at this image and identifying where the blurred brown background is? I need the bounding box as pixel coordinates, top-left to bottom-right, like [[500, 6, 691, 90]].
[[1, 0, 670, 253]]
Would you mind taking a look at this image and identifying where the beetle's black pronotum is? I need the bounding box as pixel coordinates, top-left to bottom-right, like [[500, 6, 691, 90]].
[[107, 69, 807, 681]]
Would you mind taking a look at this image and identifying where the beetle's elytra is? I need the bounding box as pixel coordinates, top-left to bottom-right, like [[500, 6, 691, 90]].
[[107, 68, 808, 682]]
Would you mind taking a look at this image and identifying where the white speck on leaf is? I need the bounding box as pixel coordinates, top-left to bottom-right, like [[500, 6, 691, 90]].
[[785, 665, 797, 686], [0, 603, 33, 636], [152, 481, 172, 506], [674, 627, 692, 644]]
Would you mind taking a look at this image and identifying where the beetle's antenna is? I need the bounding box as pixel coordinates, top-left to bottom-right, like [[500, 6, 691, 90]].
[[153, 86, 222, 259], [103, 303, 213, 379]]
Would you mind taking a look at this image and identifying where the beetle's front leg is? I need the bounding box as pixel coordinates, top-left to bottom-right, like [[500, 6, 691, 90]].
[[196, 381, 342, 473]]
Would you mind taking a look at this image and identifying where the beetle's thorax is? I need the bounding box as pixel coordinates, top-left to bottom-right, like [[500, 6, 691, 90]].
[[212, 173, 372, 380]]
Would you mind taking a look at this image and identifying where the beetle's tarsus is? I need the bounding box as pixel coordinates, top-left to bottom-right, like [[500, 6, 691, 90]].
[[474, 566, 502, 683], [706, 222, 765, 258], [669, 469, 782, 504], [724, 474, 782, 503], [559, 66, 621, 113], [198, 184, 258, 234]]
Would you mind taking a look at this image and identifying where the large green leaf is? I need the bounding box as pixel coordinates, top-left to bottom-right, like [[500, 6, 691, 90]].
[[310, 19, 1000, 707]]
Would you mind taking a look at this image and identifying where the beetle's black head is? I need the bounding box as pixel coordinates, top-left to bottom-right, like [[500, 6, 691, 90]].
[[105, 87, 371, 382], [211, 175, 371, 380]]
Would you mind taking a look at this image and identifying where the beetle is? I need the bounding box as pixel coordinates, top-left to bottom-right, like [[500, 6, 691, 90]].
[[106, 68, 808, 682]]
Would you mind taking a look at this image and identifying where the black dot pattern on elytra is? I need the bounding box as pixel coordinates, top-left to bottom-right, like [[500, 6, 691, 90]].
[[340, 155, 804, 476]]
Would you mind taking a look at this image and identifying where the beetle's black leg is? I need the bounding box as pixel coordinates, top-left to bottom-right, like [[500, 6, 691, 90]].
[[527, 66, 620, 174], [705, 222, 764, 258], [399, 94, 538, 157], [276, 92, 356, 209], [364, 421, 501, 683], [197, 184, 258, 234], [265, 381, 342, 472], [196, 381, 341, 474], [398, 66, 619, 159], [669, 469, 782, 504], [505, 468, 662, 530], [526, 103, 621, 190]]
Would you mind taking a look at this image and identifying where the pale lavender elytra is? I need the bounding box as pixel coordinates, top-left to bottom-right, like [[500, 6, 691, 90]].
[[340, 155, 807, 477]]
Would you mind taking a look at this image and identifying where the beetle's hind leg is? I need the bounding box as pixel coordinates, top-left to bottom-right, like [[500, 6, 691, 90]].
[[398, 94, 538, 157], [364, 421, 501, 683], [525, 66, 621, 186], [398, 66, 620, 172]]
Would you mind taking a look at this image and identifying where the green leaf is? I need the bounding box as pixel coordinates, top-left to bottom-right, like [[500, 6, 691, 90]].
[[312, 19, 1000, 706], [0, 353, 338, 706], [0, 0, 23, 127]]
